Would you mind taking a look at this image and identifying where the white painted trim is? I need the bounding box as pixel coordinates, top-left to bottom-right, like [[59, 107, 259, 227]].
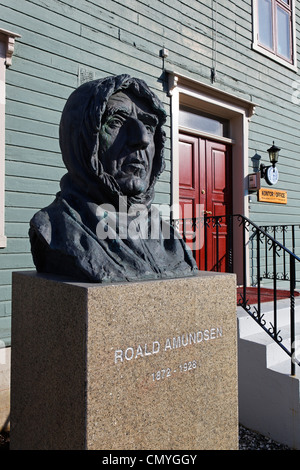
[[0, 235, 7, 248], [0, 41, 6, 248], [0, 28, 21, 67], [0, 29, 20, 248], [169, 83, 180, 220], [167, 73, 255, 216], [252, 0, 297, 72], [167, 71, 256, 283], [167, 70, 256, 117]]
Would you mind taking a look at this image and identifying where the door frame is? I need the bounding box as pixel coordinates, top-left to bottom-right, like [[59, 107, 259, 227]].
[[167, 70, 257, 283]]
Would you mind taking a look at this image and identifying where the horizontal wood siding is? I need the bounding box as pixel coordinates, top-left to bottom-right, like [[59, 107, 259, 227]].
[[1, 0, 300, 341]]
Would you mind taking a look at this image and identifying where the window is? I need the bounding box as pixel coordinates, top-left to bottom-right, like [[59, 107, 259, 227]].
[[0, 29, 20, 248], [253, 0, 296, 69], [179, 106, 230, 139]]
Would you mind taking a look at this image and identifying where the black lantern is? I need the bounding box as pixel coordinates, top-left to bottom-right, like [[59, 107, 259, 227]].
[[260, 141, 280, 185], [267, 141, 281, 167]]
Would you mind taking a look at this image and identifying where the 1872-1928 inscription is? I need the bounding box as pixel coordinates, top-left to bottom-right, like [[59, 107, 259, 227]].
[[114, 325, 223, 381]]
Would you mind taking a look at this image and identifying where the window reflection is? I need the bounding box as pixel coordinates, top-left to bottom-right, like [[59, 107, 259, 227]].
[[179, 107, 229, 138], [258, 0, 273, 49], [277, 6, 291, 59]]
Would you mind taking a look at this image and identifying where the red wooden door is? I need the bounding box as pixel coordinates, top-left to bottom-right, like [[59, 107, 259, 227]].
[[179, 132, 232, 272], [178, 134, 201, 267]]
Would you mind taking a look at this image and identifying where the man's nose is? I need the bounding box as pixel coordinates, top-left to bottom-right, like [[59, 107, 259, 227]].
[[127, 118, 150, 150]]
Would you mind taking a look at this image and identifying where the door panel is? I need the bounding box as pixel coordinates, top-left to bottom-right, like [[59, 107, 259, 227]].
[[178, 136, 199, 206], [179, 132, 232, 272], [178, 135, 201, 266], [179, 141, 197, 190], [213, 151, 226, 191]]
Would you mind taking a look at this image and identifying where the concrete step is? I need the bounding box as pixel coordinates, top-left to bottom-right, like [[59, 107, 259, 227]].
[[240, 324, 300, 371], [237, 297, 300, 338], [269, 357, 300, 378], [237, 291, 300, 448], [237, 299, 300, 374], [238, 324, 300, 448]]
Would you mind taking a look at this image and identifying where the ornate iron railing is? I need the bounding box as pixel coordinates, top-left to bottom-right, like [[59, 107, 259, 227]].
[[259, 224, 300, 284], [171, 214, 300, 375]]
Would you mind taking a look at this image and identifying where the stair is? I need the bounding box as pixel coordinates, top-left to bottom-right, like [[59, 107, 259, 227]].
[[237, 297, 300, 449]]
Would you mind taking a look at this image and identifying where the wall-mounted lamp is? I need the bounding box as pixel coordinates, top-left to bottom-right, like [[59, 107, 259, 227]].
[[267, 142, 281, 167], [260, 141, 281, 185]]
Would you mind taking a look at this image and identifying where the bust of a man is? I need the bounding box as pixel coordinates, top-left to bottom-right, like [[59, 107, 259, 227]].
[[29, 75, 198, 282]]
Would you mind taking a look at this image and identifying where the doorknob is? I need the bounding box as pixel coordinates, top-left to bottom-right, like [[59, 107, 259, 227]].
[[203, 211, 212, 215]]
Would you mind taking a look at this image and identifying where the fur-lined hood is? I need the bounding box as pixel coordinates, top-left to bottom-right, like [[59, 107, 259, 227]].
[[59, 74, 167, 208]]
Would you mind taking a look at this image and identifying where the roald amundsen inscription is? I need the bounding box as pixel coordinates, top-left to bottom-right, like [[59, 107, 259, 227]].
[[114, 326, 223, 363], [29, 75, 198, 282]]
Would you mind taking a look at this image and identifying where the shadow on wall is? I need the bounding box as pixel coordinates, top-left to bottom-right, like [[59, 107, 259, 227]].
[[251, 153, 262, 173]]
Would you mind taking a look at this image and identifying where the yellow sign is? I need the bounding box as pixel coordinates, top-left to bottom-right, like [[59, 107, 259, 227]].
[[258, 188, 287, 204]]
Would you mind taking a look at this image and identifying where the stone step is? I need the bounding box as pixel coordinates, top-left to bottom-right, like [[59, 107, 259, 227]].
[[238, 299, 300, 448], [269, 357, 300, 378], [241, 323, 300, 369], [237, 297, 300, 338]]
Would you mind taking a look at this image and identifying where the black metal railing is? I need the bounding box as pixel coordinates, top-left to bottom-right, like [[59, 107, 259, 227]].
[[259, 224, 300, 284], [171, 214, 300, 375]]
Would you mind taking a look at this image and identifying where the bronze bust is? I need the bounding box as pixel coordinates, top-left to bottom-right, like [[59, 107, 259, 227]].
[[29, 75, 198, 282]]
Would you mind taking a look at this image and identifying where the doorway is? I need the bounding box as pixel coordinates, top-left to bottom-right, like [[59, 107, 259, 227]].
[[167, 71, 256, 283], [179, 131, 232, 272]]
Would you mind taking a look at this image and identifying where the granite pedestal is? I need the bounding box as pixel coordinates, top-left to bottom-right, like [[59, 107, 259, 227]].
[[10, 270, 238, 450]]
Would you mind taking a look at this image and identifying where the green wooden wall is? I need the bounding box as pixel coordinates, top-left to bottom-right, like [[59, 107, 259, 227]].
[[1, 0, 300, 343]]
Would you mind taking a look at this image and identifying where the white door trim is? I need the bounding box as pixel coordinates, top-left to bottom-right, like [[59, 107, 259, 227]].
[[167, 71, 257, 284], [167, 71, 256, 222]]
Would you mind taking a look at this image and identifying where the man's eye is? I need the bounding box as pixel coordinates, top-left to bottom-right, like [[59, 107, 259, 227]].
[[145, 124, 155, 133], [108, 117, 124, 128]]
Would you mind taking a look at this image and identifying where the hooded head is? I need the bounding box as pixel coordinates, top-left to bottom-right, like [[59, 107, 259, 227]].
[[59, 74, 167, 208]]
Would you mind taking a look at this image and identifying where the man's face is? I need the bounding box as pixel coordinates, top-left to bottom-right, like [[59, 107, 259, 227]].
[[98, 90, 158, 196]]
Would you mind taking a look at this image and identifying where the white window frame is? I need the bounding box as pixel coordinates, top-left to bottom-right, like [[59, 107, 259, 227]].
[[252, 0, 297, 71], [0, 28, 20, 248]]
